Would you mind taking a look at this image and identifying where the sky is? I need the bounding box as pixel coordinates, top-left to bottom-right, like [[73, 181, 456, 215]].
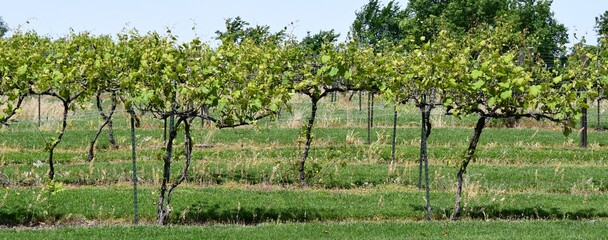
[[2, 0, 607, 46]]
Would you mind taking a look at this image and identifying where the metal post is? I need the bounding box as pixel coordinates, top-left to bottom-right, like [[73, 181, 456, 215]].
[[38, 95, 41, 128], [581, 104, 588, 148], [391, 105, 397, 164], [129, 108, 139, 224]]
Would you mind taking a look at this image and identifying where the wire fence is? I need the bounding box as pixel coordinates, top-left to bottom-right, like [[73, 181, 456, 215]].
[[4, 93, 608, 132]]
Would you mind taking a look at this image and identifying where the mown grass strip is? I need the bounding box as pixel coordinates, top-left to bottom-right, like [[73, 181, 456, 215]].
[[1, 220, 608, 240], [0, 186, 607, 226]]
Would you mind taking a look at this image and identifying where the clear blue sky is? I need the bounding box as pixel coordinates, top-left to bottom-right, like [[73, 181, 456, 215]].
[[2, 0, 607, 45]]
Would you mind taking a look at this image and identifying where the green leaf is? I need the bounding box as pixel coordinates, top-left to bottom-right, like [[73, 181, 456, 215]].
[[529, 85, 541, 96], [329, 67, 339, 77], [269, 102, 279, 112], [321, 55, 331, 63], [443, 97, 453, 106], [251, 99, 262, 109], [500, 90, 512, 100], [471, 70, 483, 80], [488, 97, 496, 107], [502, 54, 514, 64], [344, 69, 352, 80], [232, 90, 241, 98], [17, 65, 28, 76], [472, 80, 485, 90], [553, 76, 562, 83]]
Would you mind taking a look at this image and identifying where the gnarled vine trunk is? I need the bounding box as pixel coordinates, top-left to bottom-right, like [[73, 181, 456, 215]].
[[128, 107, 139, 225], [87, 92, 118, 161], [48, 100, 70, 180], [299, 98, 319, 187], [166, 119, 193, 215], [157, 114, 178, 225], [419, 94, 433, 221], [452, 116, 489, 220]]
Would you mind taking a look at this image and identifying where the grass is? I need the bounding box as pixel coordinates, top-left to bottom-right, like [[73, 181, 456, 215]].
[[1, 95, 608, 239], [1, 186, 607, 226], [1, 220, 608, 240], [2, 159, 608, 193]]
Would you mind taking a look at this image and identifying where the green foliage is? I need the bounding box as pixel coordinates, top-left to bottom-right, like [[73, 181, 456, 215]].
[[1, 11, 608, 230], [596, 10, 608, 38], [300, 30, 340, 54], [351, 0, 407, 47], [43, 179, 65, 196], [215, 17, 286, 45], [0, 16, 7, 37], [401, 0, 568, 64], [441, 22, 581, 134]]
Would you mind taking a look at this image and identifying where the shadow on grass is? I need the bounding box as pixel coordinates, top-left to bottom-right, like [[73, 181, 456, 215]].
[[0, 206, 61, 227], [176, 201, 337, 224], [411, 204, 608, 220]]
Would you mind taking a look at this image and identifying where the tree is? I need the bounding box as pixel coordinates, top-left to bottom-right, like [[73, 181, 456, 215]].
[[0, 17, 8, 37], [402, 0, 568, 65], [564, 37, 607, 137], [351, 0, 407, 47], [382, 30, 461, 220], [293, 34, 348, 187], [596, 10, 608, 38], [33, 32, 98, 180], [215, 17, 285, 45], [442, 22, 584, 220], [129, 31, 210, 225], [129, 27, 291, 224], [293, 31, 380, 186], [87, 35, 122, 162], [301, 30, 340, 53], [351, 0, 409, 148], [0, 31, 32, 126]]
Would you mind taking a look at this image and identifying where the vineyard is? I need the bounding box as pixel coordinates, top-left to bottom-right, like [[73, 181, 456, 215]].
[[2, 1, 608, 238], [1, 94, 608, 238]]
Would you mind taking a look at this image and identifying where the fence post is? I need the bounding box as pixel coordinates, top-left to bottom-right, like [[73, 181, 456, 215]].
[[598, 97, 602, 131], [128, 108, 139, 224], [391, 105, 397, 164], [581, 105, 588, 148], [38, 95, 41, 128], [367, 91, 371, 144], [580, 55, 589, 148]]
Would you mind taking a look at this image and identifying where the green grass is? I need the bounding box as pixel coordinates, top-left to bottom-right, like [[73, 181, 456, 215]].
[[2, 95, 608, 238], [1, 186, 607, 226], [0, 221, 608, 239], [1, 220, 608, 240], [3, 160, 608, 193], [2, 125, 607, 150]]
